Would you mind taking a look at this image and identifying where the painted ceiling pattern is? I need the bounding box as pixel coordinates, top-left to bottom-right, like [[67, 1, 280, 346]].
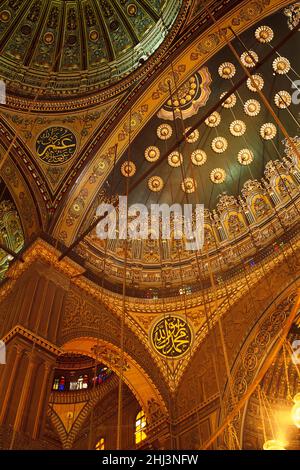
[[74, 6, 300, 292], [0, 0, 181, 96]]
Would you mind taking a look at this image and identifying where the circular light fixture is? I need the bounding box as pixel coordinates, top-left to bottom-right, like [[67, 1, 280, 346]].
[[0, 10, 11, 22], [148, 176, 164, 192], [218, 62, 236, 79], [274, 91, 292, 109], [247, 74, 264, 92], [238, 149, 254, 166], [210, 168, 226, 184], [273, 57, 291, 75], [185, 127, 200, 143], [181, 177, 197, 193], [157, 123, 173, 140], [230, 120, 246, 137], [191, 149, 207, 166], [121, 161, 136, 177], [260, 123, 277, 140], [241, 51, 259, 68], [220, 92, 237, 108], [212, 137, 228, 154], [244, 99, 261, 117], [255, 26, 274, 43], [168, 151, 183, 168], [205, 112, 221, 128], [145, 146, 160, 163]]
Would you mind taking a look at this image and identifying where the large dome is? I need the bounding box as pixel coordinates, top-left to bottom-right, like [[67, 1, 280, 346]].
[[0, 0, 181, 98]]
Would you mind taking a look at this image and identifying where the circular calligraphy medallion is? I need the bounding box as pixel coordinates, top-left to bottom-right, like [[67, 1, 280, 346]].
[[150, 315, 192, 359], [36, 127, 77, 165]]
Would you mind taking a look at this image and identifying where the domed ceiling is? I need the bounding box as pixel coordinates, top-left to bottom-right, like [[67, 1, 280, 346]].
[[75, 6, 300, 295], [0, 0, 181, 97]]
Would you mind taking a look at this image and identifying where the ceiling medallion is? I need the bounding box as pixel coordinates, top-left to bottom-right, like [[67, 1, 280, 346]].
[[218, 62, 236, 79], [21, 25, 32, 36], [151, 316, 192, 359], [44, 32, 54, 45], [212, 137, 228, 153], [274, 91, 292, 109], [205, 112, 221, 128], [191, 150, 207, 166], [127, 4, 138, 16], [220, 92, 237, 108], [0, 10, 11, 23], [157, 123, 173, 140], [185, 127, 199, 143], [238, 149, 254, 166], [210, 168, 226, 184], [181, 177, 197, 193], [260, 123, 277, 140], [230, 120, 246, 137], [241, 51, 259, 68], [145, 146, 160, 163], [247, 74, 264, 92], [89, 30, 100, 42], [272, 57, 291, 75], [121, 161, 136, 177], [255, 26, 274, 43], [244, 99, 261, 117], [168, 151, 183, 168], [148, 176, 164, 192], [158, 68, 212, 121]]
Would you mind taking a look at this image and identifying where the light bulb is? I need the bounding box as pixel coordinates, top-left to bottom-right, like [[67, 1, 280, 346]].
[[263, 439, 286, 450], [292, 393, 300, 429]]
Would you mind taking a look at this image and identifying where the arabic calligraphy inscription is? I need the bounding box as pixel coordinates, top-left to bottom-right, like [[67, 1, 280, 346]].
[[151, 316, 192, 359], [36, 127, 77, 165]]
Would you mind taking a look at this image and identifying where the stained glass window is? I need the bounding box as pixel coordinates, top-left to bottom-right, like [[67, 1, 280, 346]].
[[53, 378, 59, 390], [58, 376, 65, 391], [95, 437, 105, 450], [135, 410, 147, 444]]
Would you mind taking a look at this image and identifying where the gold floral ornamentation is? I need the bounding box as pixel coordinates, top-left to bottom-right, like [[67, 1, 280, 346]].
[[273, 57, 291, 75], [230, 120, 246, 137], [185, 127, 200, 143], [274, 91, 292, 109], [191, 150, 207, 166], [244, 99, 261, 117], [218, 62, 236, 79], [145, 146, 160, 163], [148, 176, 164, 192], [121, 161, 136, 177], [210, 168, 226, 184], [181, 177, 197, 193], [238, 149, 254, 166], [220, 92, 237, 108], [157, 123, 173, 140], [247, 74, 264, 92], [212, 137, 228, 153], [241, 51, 259, 68], [260, 123, 277, 140], [255, 26, 274, 43], [205, 112, 221, 128], [168, 151, 183, 168]]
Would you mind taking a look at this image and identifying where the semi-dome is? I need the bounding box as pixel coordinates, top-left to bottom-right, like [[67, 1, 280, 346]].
[[0, 0, 181, 98]]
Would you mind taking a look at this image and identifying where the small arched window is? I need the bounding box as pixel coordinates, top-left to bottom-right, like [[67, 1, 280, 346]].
[[135, 410, 147, 445], [95, 437, 105, 450]]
